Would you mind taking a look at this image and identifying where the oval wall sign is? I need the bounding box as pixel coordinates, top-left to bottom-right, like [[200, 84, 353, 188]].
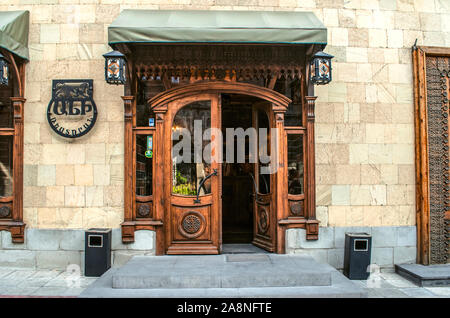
[[47, 79, 98, 138]]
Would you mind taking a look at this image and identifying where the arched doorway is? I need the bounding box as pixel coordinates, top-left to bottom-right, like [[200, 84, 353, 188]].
[[150, 82, 290, 254]]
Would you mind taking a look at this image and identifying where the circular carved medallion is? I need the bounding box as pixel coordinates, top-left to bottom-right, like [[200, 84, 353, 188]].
[[0, 206, 11, 218], [182, 215, 202, 234], [178, 211, 206, 239], [290, 201, 303, 216], [137, 204, 151, 217], [258, 206, 269, 234]]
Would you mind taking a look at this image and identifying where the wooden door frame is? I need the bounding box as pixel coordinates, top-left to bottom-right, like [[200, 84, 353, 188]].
[[413, 46, 450, 264], [121, 80, 321, 254]]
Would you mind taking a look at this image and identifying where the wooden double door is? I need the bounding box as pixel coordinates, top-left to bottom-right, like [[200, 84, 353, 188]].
[[163, 93, 277, 254]]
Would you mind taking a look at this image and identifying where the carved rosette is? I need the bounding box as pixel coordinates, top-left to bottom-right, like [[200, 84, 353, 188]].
[[137, 204, 151, 218], [257, 206, 269, 234], [289, 200, 304, 217], [0, 206, 11, 218], [178, 211, 206, 239]]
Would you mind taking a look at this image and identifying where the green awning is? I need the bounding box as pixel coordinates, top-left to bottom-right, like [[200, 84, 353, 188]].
[[0, 10, 29, 60], [108, 10, 327, 46]]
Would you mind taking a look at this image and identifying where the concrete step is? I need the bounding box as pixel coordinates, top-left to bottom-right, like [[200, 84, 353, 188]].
[[111, 254, 332, 289], [395, 263, 450, 287]]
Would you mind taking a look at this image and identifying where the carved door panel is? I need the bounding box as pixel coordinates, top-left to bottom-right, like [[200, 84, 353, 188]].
[[164, 94, 221, 254], [252, 102, 277, 252]]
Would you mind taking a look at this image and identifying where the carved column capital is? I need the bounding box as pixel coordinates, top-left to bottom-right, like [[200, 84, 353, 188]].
[[305, 96, 317, 121], [121, 96, 134, 122]]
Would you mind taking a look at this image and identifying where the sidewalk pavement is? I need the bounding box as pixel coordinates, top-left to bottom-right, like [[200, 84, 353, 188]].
[[0, 267, 449, 298]]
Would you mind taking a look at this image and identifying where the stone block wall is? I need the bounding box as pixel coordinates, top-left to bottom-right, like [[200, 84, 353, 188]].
[[0, 229, 155, 270], [286, 226, 416, 269]]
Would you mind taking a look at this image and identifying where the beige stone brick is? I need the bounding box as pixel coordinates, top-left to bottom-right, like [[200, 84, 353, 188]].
[[361, 164, 382, 185], [24, 208, 38, 228], [381, 206, 399, 226], [109, 165, 123, 187], [37, 207, 58, 228], [46, 186, 65, 207], [106, 207, 124, 228], [346, 47, 368, 63], [25, 123, 40, 144], [371, 64, 389, 83], [367, 48, 385, 63], [57, 208, 83, 228], [79, 23, 104, 43], [366, 123, 385, 143], [374, 103, 392, 123], [380, 164, 399, 185], [350, 185, 371, 205], [37, 165, 56, 186], [387, 30, 404, 48], [423, 31, 446, 47], [40, 144, 66, 165], [323, 8, 339, 27], [349, 143, 368, 164], [66, 144, 86, 164], [394, 11, 420, 30], [86, 186, 104, 207], [374, 10, 394, 29], [316, 144, 349, 165], [346, 206, 364, 226], [93, 164, 111, 186], [82, 207, 108, 228], [356, 63, 372, 83], [24, 144, 42, 166], [387, 184, 414, 205], [40, 24, 60, 44], [420, 13, 441, 31], [338, 9, 356, 28], [332, 185, 350, 205], [316, 124, 337, 144], [104, 185, 124, 206], [23, 186, 46, 208], [380, 0, 397, 10], [328, 206, 347, 227], [108, 122, 124, 143], [316, 164, 336, 185], [65, 186, 86, 207], [392, 103, 414, 123], [59, 24, 80, 43], [346, 83, 366, 103], [393, 144, 414, 164], [40, 123, 53, 144], [74, 164, 94, 186], [56, 165, 75, 186], [31, 5, 53, 23], [328, 82, 347, 102], [355, 10, 372, 28], [95, 4, 121, 23], [398, 164, 415, 185], [365, 85, 377, 103], [316, 185, 332, 205], [85, 144, 106, 164], [377, 84, 396, 103], [343, 103, 360, 123], [368, 29, 387, 48], [395, 205, 415, 226], [316, 206, 329, 227], [330, 27, 348, 46], [335, 164, 361, 185], [335, 124, 365, 144], [383, 48, 399, 64], [368, 144, 392, 164], [363, 206, 383, 226], [388, 64, 412, 84], [25, 81, 41, 103], [336, 62, 357, 82]]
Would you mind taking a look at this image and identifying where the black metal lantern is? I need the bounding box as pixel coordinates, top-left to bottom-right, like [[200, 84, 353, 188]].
[[0, 53, 9, 86], [310, 51, 333, 85], [103, 50, 126, 85]]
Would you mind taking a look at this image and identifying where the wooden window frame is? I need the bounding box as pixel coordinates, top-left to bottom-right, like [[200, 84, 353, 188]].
[[0, 49, 26, 243]]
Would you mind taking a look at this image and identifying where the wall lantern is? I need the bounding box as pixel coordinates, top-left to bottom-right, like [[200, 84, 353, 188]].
[[0, 53, 9, 86], [103, 50, 126, 85], [310, 51, 333, 85]]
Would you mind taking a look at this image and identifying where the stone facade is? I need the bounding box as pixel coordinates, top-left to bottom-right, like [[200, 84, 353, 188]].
[[1, 0, 449, 269]]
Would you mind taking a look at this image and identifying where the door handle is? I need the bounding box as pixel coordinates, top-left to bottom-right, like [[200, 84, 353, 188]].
[[249, 172, 258, 202], [194, 169, 218, 203]]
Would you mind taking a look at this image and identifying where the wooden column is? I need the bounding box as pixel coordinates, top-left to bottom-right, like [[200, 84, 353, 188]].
[[305, 96, 319, 240], [10, 97, 25, 242], [121, 96, 135, 243], [153, 109, 166, 255], [274, 111, 288, 253]]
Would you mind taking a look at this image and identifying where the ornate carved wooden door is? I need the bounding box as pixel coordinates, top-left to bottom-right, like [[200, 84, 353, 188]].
[[251, 102, 277, 252], [164, 94, 221, 254]]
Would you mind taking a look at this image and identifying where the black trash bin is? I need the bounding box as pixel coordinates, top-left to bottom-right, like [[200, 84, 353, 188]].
[[85, 228, 111, 277], [343, 233, 372, 280]]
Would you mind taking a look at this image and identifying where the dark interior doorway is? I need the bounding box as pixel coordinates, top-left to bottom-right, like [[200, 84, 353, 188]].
[[221, 94, 259, 244]]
